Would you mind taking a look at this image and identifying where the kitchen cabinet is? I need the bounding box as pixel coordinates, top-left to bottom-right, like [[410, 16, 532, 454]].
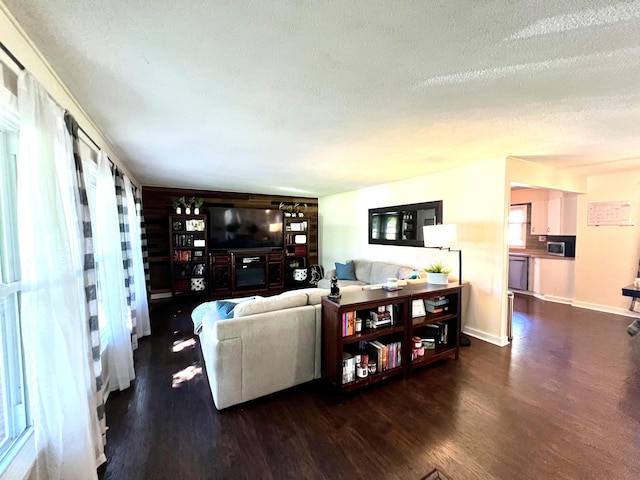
[[530, 201, 548, 234], [530, 257, 575, 301], [547, 195, 577, 235]]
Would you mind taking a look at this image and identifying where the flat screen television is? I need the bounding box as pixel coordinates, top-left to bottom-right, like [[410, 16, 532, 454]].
[[207, 206, 283, 251]]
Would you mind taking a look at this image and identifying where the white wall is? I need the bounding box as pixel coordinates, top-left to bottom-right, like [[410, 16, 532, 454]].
[[508, 156, 587, 193], [573, 170, 640, 314], [319, 158, 511, 346]]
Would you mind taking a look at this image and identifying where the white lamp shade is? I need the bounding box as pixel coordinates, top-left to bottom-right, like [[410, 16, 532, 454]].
[[423, 224, 458, 248]]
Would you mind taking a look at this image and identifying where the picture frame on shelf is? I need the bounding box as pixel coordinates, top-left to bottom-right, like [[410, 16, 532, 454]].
[[412, 299, 425, 317], [185, 219, 205, 232], [172, 219, 185, 231], [192, 263, 205, 276]]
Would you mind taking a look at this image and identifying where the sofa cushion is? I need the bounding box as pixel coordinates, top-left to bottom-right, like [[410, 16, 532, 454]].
[[354, 260, 373, 282], [398, 266, 415, 280], [307, 288, 331, 305], [215, 300, 237, 319], [233, 293, 308, 318], [369, 262, 400, 285], [335, 260, 357, 280]]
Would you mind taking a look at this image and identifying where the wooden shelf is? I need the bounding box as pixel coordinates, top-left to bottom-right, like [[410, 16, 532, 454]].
[[340, 324, 405, 345], [338, 366, 404, 392], [169, 214, 208, 297], [321, 283, 462, 394]]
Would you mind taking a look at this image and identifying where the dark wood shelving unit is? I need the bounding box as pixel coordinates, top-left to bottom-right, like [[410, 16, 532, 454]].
[[321, 284, 462, 394], [321, 288, 409, 393], [283, 216, 310, 289], [141, 186, 318, 301], [169, 214, 208, 298], [408, 286, 461, 373]]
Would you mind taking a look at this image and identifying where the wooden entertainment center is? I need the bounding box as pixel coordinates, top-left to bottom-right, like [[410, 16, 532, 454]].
[[141, 186, 318, 301], [210, 250, 285, 298]]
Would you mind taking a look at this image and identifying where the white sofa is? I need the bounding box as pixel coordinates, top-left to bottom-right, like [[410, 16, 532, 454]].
[[317, 259, 421, 289], [193, 286, 362, 410]]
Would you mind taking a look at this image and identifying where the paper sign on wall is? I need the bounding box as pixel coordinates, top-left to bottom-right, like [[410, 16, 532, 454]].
[[587, 201, 633, 226]]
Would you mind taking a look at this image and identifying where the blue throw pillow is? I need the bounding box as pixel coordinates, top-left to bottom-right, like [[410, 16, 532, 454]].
[[335, 260, 357, 280], [215, 300, 237, 319]]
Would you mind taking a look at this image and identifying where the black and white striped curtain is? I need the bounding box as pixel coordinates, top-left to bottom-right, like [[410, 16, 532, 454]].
[[114, 169, 139, 348], [64, 112, 107, 461], [136, 191, 151, 296]]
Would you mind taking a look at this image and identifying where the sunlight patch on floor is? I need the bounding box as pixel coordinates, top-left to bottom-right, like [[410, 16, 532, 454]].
[[172, 365, 203, 388], [172, 337, 196, 352]]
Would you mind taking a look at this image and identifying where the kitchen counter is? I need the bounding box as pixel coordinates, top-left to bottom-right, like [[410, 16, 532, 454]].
[[509, 249, 575, 260]]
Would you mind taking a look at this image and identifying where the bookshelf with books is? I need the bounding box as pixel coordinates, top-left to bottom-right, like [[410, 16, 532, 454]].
[[408, 286, 461, 373], [321, 289, 408, 393], [169, 214, 208, 297], [321, 283, 462, 394]]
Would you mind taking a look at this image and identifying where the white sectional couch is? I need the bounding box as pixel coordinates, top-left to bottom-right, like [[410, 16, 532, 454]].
[[193, 286, 361, 410]]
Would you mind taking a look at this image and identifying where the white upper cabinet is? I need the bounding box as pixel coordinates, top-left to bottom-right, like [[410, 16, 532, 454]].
[[530, 200, 548, 234], [547, 194, 577, 235]]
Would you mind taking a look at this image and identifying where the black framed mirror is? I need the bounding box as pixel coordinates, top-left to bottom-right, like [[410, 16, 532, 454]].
[[368, 200, 443, 247]]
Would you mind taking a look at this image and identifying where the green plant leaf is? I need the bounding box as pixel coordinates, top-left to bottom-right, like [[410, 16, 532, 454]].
[[424, 261, 451, 274]]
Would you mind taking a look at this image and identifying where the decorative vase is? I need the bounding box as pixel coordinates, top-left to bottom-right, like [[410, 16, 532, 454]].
[[426, 272, 449, 285], [185, 207, 191, 215], [175, 207, 182, 215], [194, 207, 199, 215]]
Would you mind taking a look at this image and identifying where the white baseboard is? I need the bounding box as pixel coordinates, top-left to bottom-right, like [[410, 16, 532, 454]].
[[462, 326, 510, 347], [571, 300, 640, 318], [517, 292, 639, 318], [536, 293, 574, 305]]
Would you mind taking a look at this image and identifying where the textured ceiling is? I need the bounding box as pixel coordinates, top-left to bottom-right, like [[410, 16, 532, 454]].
[[3, 0, 640, 196]]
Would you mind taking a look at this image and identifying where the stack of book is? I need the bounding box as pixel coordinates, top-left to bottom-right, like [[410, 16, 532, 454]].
[[423, 322, 449, 345], [366, 305, 394, 329], [342, 352, 356, 383], [341, 311, 356, 337], [367, 340, 402, 373], [424, 296, 449, 314]]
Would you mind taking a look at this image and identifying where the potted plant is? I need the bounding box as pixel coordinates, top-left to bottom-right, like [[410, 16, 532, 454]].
[[171, 197, 183, 214], [424, 261, 451, 285], [182, 196, 192, 215], [192, 198, 204, 215]]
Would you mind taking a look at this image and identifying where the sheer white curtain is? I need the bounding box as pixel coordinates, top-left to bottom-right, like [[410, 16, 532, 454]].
[[94, 151, 135, 391], [123, 174, 151, 338], [17, 72, 99, 480]]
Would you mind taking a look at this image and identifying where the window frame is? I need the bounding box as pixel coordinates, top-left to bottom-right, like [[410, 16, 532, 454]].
[[0, 125, 31, 478], [508, 204, 528, 248]]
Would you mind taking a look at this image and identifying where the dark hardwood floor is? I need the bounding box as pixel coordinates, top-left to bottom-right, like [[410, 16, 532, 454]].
[[97, 294, 640, 480]]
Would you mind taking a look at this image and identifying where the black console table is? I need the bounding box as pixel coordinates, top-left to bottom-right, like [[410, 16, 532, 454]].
[[622, 284, 640, 298]]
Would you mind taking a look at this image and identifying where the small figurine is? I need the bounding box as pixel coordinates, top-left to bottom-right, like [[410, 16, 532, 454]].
[[329, 275, 341, 298]]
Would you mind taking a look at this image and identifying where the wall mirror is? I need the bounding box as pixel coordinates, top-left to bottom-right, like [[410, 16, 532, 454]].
[[368, 200, 443, 247]]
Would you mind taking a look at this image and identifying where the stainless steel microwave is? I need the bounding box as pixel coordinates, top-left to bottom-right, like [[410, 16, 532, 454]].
[[547, 241, 565, 256]]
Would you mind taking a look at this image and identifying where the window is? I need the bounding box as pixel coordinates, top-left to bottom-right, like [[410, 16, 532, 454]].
[[509, 204, 528, 248], [0, 127, 29, 471]]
